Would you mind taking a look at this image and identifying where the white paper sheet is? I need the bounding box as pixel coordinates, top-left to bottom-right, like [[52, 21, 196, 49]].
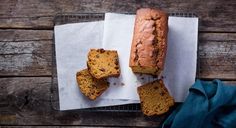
[[54, 21, 138, 110], [54, 13, 198, 110], [163, 17, 198, 102]]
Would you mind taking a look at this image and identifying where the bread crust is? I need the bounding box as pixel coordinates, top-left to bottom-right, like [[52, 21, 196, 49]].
[[129, 8, 168, 75]]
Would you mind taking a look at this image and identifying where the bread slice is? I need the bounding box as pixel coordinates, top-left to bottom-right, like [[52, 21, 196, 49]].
[[76, 69, 109, 100], [87, 49, 120, 79], [137, 79, 174, 116], [129, 8, 168, 75]]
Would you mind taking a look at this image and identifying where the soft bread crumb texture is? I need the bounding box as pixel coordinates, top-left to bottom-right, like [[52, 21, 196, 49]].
[[76, 69, 109, 100], [87, 49, 120, 79], [138, 79, 174, 116]]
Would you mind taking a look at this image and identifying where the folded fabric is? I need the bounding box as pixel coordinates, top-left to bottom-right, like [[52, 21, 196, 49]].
[[162, 79, 236, 128]]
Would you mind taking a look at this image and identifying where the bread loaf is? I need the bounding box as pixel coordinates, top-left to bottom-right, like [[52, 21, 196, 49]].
[[129, 8, 168, 75]]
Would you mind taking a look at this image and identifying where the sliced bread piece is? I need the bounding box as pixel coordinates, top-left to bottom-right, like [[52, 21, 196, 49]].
[[76, 69, 109, 100], [137, 79, 174, 116], [87, 48, 120, 79]]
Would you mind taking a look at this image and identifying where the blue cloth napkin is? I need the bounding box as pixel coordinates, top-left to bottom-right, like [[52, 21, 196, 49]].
[[162, 79, 236, 128]]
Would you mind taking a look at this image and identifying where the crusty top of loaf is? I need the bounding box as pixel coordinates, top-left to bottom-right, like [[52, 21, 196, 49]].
[[130, 8, 168, 70]]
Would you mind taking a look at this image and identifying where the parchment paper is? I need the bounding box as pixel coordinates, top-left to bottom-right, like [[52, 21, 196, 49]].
[[54, 21, 138, 110]]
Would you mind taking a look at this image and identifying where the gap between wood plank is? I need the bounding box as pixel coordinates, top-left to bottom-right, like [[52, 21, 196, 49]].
[[0, 27, 53, 31], [0, 39, 52, 42], [0, 75, 52, 78]]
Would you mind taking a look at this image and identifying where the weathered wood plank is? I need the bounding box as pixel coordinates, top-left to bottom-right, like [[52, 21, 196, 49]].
[[0, 30, 52, 76], [0, 30, 53, 41], [0, 29, 53, 76], [0, 77, 235, 126], [0, 41, 52, 76], [0, 0, 236, 32], [0, 41, 52, 54], [0, 54, 51, 76], [198, 33, 236, 79], [0, 77, 169, 126], [0, 125, 104, 128], [0, 30, 235, 79], [0, 17, 54, 29], [0, 77, 52, 125]]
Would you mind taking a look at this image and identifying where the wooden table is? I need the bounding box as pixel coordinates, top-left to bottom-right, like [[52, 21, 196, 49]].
[[0, 0, 236, 127]]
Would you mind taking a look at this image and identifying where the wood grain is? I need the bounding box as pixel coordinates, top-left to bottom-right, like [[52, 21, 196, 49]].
[[1, 125, 104, 128], [0, 30, 235, 79], [0, 30, 52, 76], [0, 29, 53, 41], [0, 77, 52, 125], [198, 33, 236, 80], [0, 41, 52, 76], [0, 0, 236, 126], [0, 0, 236, 32], [0, 77, 234, 126], [0, 77, 168, 126]]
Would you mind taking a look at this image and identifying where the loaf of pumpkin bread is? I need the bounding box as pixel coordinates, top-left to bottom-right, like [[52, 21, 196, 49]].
[[129, 8, 168, 75]]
